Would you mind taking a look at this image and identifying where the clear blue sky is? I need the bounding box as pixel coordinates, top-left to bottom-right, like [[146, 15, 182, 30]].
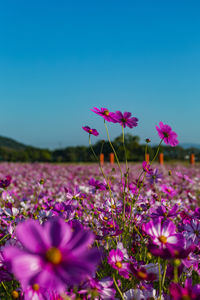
[[0, 0, 199, 149]]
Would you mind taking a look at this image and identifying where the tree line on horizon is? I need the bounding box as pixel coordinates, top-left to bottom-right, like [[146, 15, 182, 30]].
[[0, 134, 199, 163]]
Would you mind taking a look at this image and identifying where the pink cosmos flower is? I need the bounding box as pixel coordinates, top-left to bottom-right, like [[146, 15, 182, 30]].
[[161, 184, 177, 197], [148, 240, 195, 259], [151, 204, 178, 219], [183, 219, 200, 244], [108, 249, 130, 278], [142, 161, 153, 174], [22, 284, 48, 300], [170, 279, 200, 300], [82, 126, 99, 136], [91, 107, 117, 123], [0, 175, 11, 189], [123, 288, 157, 300], [146, 168, 162, 185], [156, 122, 178, 146], [78, 277, 116, 300], [142, 217, 184, 250], [4, 217, 100, 292], [88, 178, 107, 191], [113, 111, 138, 128], [130, 265, 156, 281]]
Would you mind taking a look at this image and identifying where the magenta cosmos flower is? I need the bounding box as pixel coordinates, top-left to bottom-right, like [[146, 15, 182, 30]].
[[170, 279, 200, 300], [113, 111, 138, 128], [161, 184, 177, 197], [146, 168, 162, 185], [142, 217, 184, 249], [130, 265, 156, 281], [108, 249, 130, 278], [156, 122, 178, 146], [3, 217, 100, 292], [142, 161, 153, 174], [88, 178, 107, 191], [91, 107, 117, 123], [82, 126, 99, 136], [0, 175, 11, 188]]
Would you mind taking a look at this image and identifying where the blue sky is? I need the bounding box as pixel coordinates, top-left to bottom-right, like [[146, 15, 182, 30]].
[[0, 0, 199, 149]]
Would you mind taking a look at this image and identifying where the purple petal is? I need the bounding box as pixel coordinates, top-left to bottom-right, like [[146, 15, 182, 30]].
[[44, 217, 72, 248], [16, 219, 49, 253], [66, 228, 94, 255]]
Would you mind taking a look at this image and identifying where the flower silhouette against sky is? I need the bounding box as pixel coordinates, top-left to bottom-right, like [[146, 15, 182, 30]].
[[82, 126, 99, 136], [156, 122, 178, 146], [91, 107, 117, 123], [113, 111, 138, 128]]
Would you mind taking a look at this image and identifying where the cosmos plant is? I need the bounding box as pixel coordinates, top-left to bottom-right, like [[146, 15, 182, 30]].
[[0, 107, 199, 300]]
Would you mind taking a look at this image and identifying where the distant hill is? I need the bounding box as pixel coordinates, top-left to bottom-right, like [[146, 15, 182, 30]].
[[0, 134, 199, 162], [0, 136, 52, 162], [0, 136, 28, 150]]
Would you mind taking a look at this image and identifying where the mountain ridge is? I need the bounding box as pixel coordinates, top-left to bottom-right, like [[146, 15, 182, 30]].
[[0, 135, 37, 150], [0, 135, 200, 151]]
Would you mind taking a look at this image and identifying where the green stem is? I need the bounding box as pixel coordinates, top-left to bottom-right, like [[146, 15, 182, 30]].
[[121, 125, 129, 221], [150, 139, 163, 165], [1, 282, 9, 296], [104, 121, 123, 180], [130, 171, 146, 224], [113, 274, 125, 300], [122, 126, 128, 221], [158, 257, 162, 300], [0, 233, 10, 243], [174, 266, 178, 283], [122, 126, 128, 171], [133, 225, 144, 241], [89, 135, 117, 227], [162, 260, 168, 288], [145, 143, 148, 158]]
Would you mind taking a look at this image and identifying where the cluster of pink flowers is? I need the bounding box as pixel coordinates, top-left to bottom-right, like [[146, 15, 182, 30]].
[[0, 108, 199, 300]]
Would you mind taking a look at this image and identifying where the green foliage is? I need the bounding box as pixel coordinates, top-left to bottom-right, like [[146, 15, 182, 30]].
[[0, 134, 199, 162]]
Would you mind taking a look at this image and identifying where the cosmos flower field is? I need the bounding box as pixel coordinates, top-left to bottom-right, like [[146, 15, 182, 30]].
[[0, 108, 200, 299]]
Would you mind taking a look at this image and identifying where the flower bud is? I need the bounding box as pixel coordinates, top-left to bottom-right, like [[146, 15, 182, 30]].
[[174, 259, 181, 267], [145, 138, 151, 143], [147, 252, 152, 259]]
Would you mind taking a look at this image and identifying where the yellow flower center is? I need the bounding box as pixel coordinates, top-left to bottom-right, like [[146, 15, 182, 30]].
[[104, 110, 109, 116], [159, 235, 167, 244], [174, 250, 179, 256], [121, 118, 127, 123], [111, 204, 116, 209], [89, 129, 93, 133], [115, 261, 122, 268], [103, 216, 108, 220], [32, 283, 40, 291], [46, 247, 62, 265], [137, 271, 147, 279], [11, 291, 19, 299], [140, 285, 145, 290]]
